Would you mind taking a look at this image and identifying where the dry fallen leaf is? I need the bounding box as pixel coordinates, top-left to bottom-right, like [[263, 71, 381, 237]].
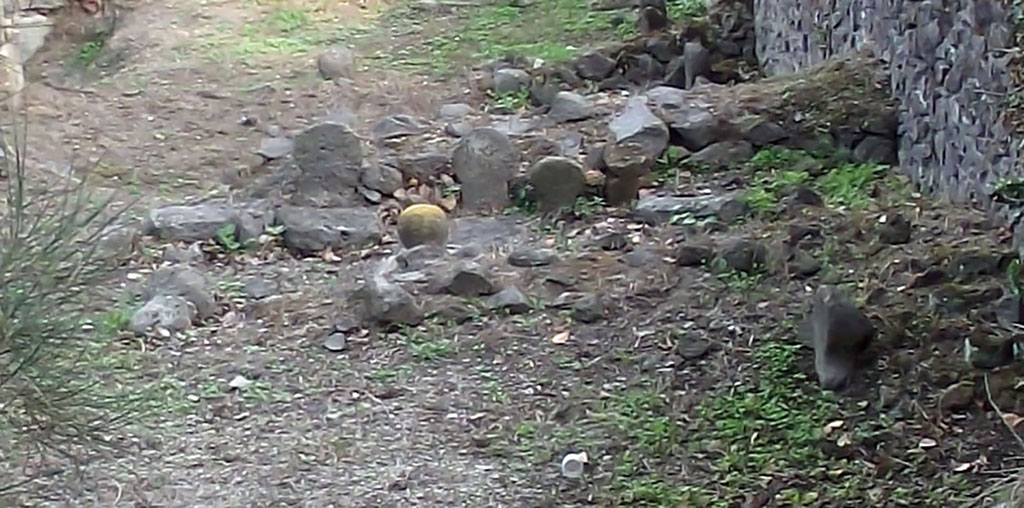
[[918, 438, 938, 449], [321, 250, 341, 262], [823, 420, 845, 435], [550, 330, 571, 344], [952, 462, 972, 472], [1003, 412, 1024, 428], [837, 433, 852, 447]]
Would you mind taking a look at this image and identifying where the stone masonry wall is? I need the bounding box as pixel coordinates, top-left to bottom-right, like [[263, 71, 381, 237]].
[[753, 0, 1024, 243]]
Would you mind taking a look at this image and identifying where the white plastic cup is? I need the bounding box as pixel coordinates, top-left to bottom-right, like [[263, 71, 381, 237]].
[[561, 452, 588, 479]]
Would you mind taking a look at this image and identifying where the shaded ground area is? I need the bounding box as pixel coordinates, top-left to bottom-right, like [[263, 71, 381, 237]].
[[1, 0, 1023, 507]]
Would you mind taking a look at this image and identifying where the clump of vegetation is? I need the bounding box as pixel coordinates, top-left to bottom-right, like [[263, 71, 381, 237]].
[[0, 123, 149, 491], [741, 145, 887, 213]]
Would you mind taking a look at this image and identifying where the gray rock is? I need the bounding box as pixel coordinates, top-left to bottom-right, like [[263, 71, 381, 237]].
[[528, 156, 586, 212], [663, 55, 688, 89], [635, 193, 747, 223], [275, 206, 382, 253], [620, 53, 665, 85], [789, 250, 822, 278], [144, 203, 237, 243], [445, 121, 472, 137], [94, 225, 139, 263], [572, 293, 606, 323], [449, 216, 526, 249], [293, 121, 364, 189], [163, 243, 205, 264], [637, 5, 668, 33], [852, 135, 897, 165], [317, 46, 355, 80], [234, 201, 276, 242], [323, 332, 348, 352], [492, 68, 531, 94], [967, 333, 1017, 370], [675, 243, 714, 267], [360, 163, 404, 195], [808, 286, 875, 391], [452, 128, 520, 211], [438, 103, 474, 120], [996, 293, 1024, 327], [371, 115, 430, 140], [687, 140, 754, 169], [740, 119, 789, 147], [489, 115, 536, 137], [608, 97, 669, 160], [786, 186, 824, 208], [681, 41, 711, 89], [645, 34, 682, 63], [130, 295, 196, 334], [394, 151, 449, 181], [548, 91, 593, 122], [528, 80, 560, 108], [573, 51, 617, 81], [603, 142, 654, 179], [508, 247, 557, 267], [141, 265, 217, 319], [444, 261, 497, 296], [718, 239, 767, 274], [256, 136, 294, 160], [486, 285, 531, 314], [646, 87, 719, 150], [364, 272, 423, 326], [947, 249, 1013, 282], [878, 213, 912, 245], [243, 277, 278, 300]]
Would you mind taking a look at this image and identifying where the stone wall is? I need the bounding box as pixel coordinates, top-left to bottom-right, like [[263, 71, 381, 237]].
[[753, 0, 1024, 244]]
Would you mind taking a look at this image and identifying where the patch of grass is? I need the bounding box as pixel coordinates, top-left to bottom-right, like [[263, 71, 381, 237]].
[[73, 39, 106, 67], [651, 146, 688, 187], [817, 161, 884, 208], [487, 88, 530, 112], [573, 195, 605, 218], [399, 321, 454, 361], [666, 0, 708, 19], [385, 0, 627, 73]]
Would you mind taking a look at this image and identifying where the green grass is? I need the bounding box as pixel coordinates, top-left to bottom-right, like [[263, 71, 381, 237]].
[[666, 0, 707, 19], [376, 0, 629, 73], [740, 146, 887, 213]]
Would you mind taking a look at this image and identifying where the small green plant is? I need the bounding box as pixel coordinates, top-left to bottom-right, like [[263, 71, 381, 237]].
[[400, 321, 453, 361], [817, 162, 883, 208], [488, 88, 530, 111], [573, 195, 605, 217], [1008, 258, 1023, 296], [652, 146, 688, 186], [215, 223, 243, 251], [666, 0, 708, 19], [74, 39, 106, 67]]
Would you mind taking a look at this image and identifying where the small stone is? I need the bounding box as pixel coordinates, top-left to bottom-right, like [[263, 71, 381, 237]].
[[228, 375, 253, 390], [445, 122, 472, 137], [787, 186, 824, 207], [718, 239, 767, 274], [687, 141, 754, 169], [317, 46, 355, 80], [323, 332, 348, 352], [548, 91, 593, 122], [509, 247, 557, 267], [676, 334, 712, 359], [573, 51, 617, 81], [492, 68, 531, 94], [438, 103, 474, 120], [675, 244, 714, 267], [572, 293, 606, 323], [938, 381, 975, 412], [635, 193, 746, 224], [636, 5, 668, 33], [603, 142, 654, 179], [852, 135, 897, 165], [680, 41, 711, 89], [275, 206, 382, 254], [364, 273, 423, 326], [789, 250, 822, 278], [445, 261, 497, 296], [878, 213, 912, 245], [130, 295, 196, 334], [141, 265, 217, 319], [808, 285, 875, 391], [243, 277, 278, 300], [360, 163, 404, 195], [740, 119, 789, 147], [293, 121, 364, 189], [907, 266, 946, 289], [528, 156, 586, 212], [486, 286, 531, 314], [967, 332, 1017, 370], [996, 293, 1024, 326], [256, 136, 294, 160], [607, 96, 670, 160], [947, 249, 1013, 283], [371, 115, 430, 140], [163, 243, 205, 264], [452, 128, 521, 211]]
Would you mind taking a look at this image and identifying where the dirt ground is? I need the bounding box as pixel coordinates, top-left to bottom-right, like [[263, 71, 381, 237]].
[[2, 0, 1024, 506]]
